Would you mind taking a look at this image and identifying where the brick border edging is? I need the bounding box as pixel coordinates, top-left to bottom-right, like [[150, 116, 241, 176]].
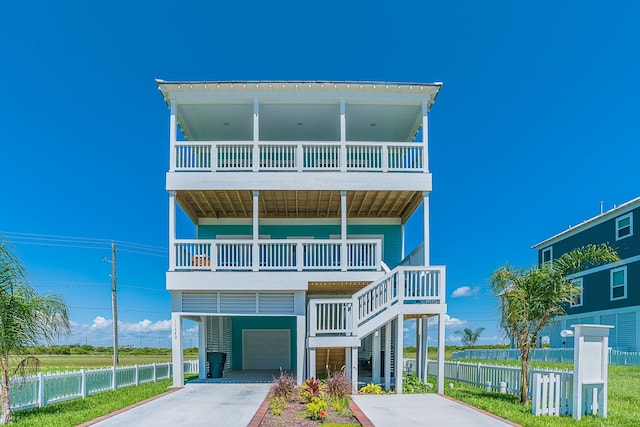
[[439, 393, 523, 427], [77, 386, 183, 426], [348, 396, 374, 427], [248, 393, 371, 426]]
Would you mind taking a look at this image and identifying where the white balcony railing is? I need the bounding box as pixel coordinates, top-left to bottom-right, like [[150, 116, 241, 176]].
[[172, 141, 425, 173], [308, 266, 445, 337], [171, 239, 381, 272]]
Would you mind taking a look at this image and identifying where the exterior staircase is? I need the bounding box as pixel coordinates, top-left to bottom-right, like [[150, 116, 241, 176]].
[[307, 265, 446, 348]]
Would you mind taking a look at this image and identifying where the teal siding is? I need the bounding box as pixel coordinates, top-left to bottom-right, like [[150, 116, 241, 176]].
[[231, 316, 297, 370], [566, 260, 640, 315], [198, 223, 402, 266]]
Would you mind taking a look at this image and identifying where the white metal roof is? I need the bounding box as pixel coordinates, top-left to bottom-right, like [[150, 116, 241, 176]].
[[532, 195, 640, 249]]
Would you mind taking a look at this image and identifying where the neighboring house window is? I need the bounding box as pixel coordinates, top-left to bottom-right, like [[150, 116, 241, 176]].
[[570, 278, 583, 307], [616, 213, 633, 240], [610, 267, 627, 301], [541, 247, 552, 265]]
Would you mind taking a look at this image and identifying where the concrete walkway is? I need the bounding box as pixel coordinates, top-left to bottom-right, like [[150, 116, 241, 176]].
[[88, 383, 271, 427], [352, 394, 517, 427]]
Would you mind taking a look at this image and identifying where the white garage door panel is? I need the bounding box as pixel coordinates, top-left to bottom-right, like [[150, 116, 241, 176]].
[[243, 330, 290, 369]]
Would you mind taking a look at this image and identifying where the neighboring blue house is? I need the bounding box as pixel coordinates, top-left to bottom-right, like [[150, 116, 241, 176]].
[[533, 196, 640, 351], [156, 80, 448, 393]]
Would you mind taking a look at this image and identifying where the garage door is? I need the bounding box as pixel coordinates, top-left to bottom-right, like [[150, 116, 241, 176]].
[[243, 329, 291, 369]]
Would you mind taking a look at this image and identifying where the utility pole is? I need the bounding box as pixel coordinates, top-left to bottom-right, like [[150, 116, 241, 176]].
[[104, 242, 119, 369]]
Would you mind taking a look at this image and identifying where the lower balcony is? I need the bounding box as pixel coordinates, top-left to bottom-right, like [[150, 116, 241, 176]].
[[170, 238, 382, 272]]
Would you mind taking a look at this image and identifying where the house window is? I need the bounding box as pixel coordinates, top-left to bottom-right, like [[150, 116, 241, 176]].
[[616, 213, 633, 240], [610, 267, 627, 301], [570, 278, 583, 307], [541, 247, 552, 265]]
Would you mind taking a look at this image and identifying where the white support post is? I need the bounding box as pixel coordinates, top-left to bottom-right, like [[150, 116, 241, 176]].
[[135, 364, 139, 386], [296, 315, 305, 385], [423, 192, 430, 266], [309, 348, 316, 379], [396, 315, 404, 394], [420, 316, 429, 382], [340, 100, 347, 171], [351, 347, 359, 394], [81, 369, 87, 398], [345, 347, 351, 379], [372, 330, 381, 384], [171, 313, 184, 388], [401, 223, 405, 260], [415, 318, 422, 379], [422, 101, 429, 173], [169, 99, 177, 172], [253, 99, 259, 171], [384, 322, 391, 391], [112, 367, 117, 390], [340, 191, 347, 271], [437, 312, 445, 393], [252, 190, 259, 271], [198, 316, 207, 379], [168, 191, 176, 271]]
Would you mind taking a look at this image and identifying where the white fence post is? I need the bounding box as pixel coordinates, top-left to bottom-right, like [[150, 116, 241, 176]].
[[81, 369, 87, 398], [153, 363, 157, 382], [112, 367, 117, 390], [135, 365, 139, 386], [38, 372, 45, 408]]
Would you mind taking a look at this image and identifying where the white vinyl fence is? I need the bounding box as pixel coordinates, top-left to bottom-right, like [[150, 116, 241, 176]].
[[452, 348, 640, 366], [9, 360, 199, 411], [406, 359, 574, 416]]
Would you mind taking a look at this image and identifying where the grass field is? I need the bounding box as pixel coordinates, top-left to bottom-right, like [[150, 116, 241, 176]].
[[444, 364, 640, 426]]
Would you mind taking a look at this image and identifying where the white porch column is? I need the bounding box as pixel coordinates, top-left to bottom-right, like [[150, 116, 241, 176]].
[[422, 101, 429, 173], [372, 330, 381, 384], [423, 192, 430, 266], [420, 316, 429, 382], [384, 322, 391, 391], [253, 100, 259, 171], [415, 318, 422, 378], [340, 100, 347, 172], [308, 348, 316, 379], [401, 223, 405, 260], [198, 316, 207, 379], [168, 191, 176, 271], [171, 313, 184, 388], [252, 190, 259, 271], [437, 313, 445, 393], [169, 99, 177, 172], [296, 315, 305, 385], [351, 347, 359, 394], [340, 191, 347, 271], [396, 315, 404, 394]]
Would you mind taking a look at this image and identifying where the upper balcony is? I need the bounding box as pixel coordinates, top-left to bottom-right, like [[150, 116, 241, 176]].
[[158, 80, 441, 183]]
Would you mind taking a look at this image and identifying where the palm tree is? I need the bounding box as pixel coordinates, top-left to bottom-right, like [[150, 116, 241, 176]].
[[454, 327, 485, 348], [490, 244, 619, 405], [0, 240, 70, 424]]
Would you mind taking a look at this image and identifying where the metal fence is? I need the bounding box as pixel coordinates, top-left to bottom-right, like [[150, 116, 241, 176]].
[[451, 348, 640, 366], [10, 360, 199, 411]]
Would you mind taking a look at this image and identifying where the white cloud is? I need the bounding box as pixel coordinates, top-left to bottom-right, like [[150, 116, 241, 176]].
[[451, 286, 481, 298], [91, 316, 113, 329], [120, 319, 171, 333]]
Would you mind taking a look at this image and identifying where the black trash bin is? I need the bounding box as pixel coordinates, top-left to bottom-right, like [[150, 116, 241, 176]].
[[207, 352, 227, 378]]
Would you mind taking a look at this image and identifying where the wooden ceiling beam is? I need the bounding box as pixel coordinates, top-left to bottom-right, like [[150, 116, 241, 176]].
[[176, 193, 198, 223], [356, 191, 369, 217], [224, 192, 237, 216], [200, 191, 217, 218], [212, 191, 227, 217], [261, 191, 269, 217], [236, 190, 248, 217], [367, 191, 380, 217], [189, 191, 208, 219]]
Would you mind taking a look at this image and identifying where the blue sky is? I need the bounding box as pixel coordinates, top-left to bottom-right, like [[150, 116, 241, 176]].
[[1, 1, 639, 348]]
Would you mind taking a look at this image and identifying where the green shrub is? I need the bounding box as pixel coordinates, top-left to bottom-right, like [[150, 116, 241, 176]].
[[402, 374, 432, 394], [269, 396, 287, 416], [359, 383, 384, 394], [305, 396, 328, 420]]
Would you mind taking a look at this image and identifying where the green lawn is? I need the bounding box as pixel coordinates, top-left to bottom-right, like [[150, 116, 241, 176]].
[[12, 374, 198, 427], [444, 365, 640, 426]]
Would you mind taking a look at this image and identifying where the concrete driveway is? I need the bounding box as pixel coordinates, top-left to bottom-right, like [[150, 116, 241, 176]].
[[352, 393, 518, 427], [87, 383, 270, 427]]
